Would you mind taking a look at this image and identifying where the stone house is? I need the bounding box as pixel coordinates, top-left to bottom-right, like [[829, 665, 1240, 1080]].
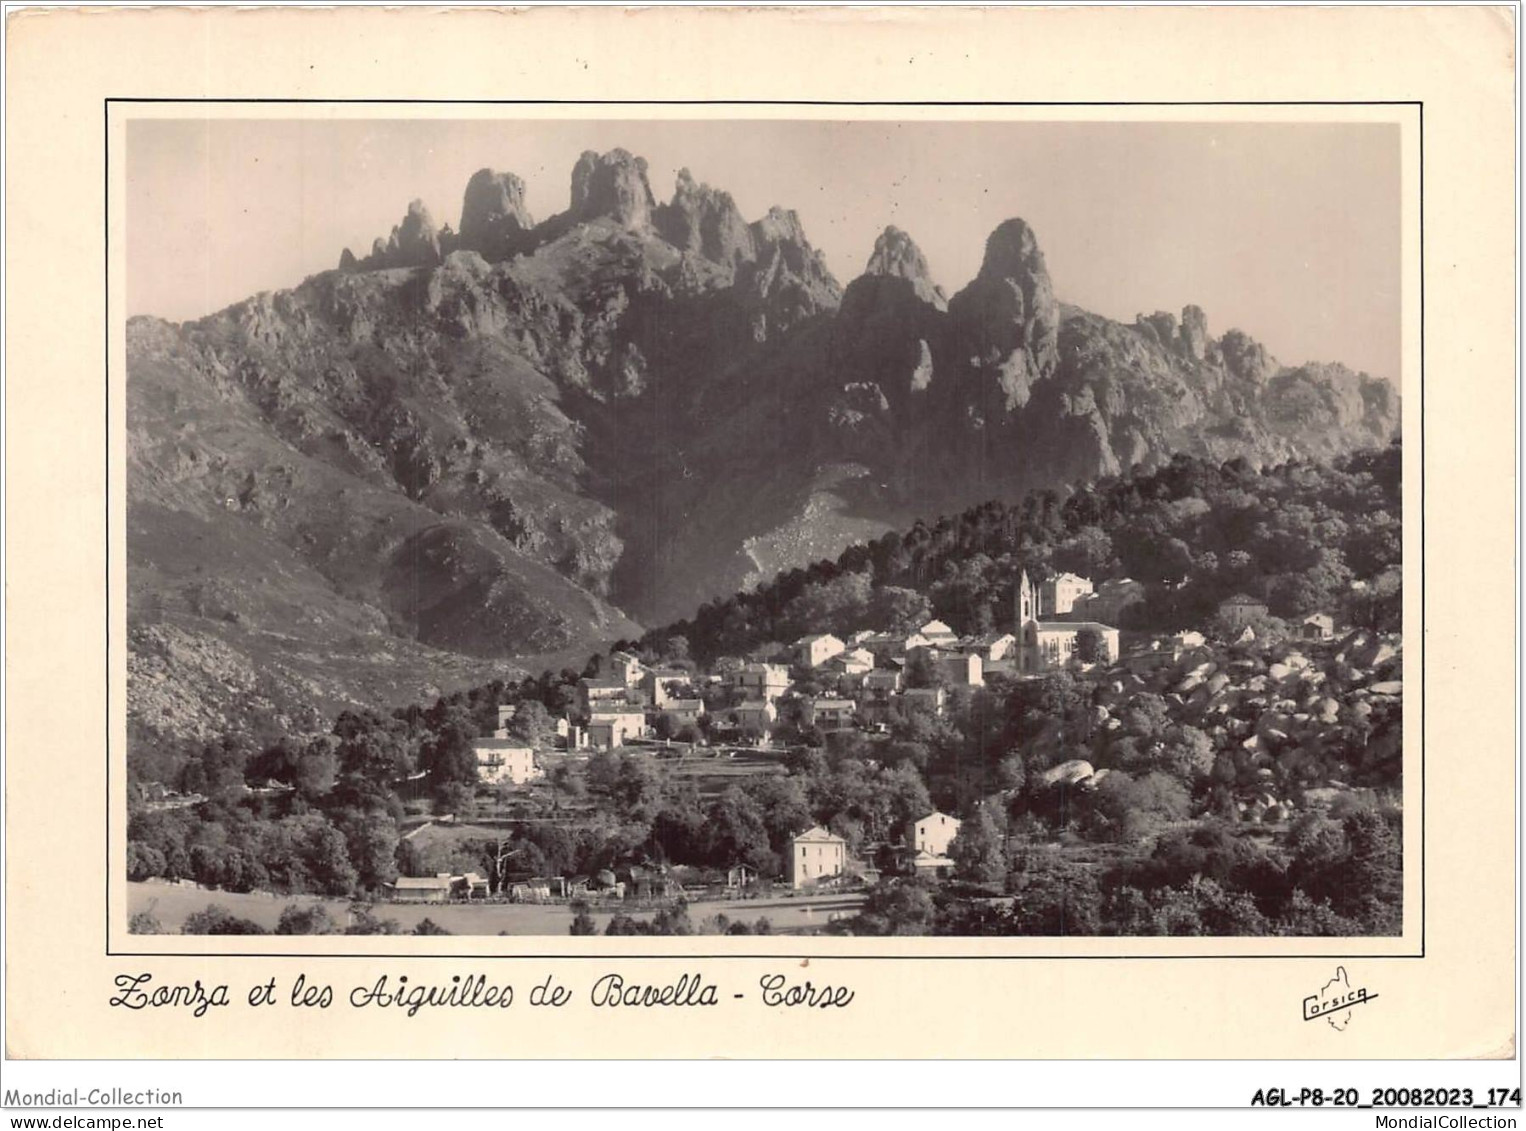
[[725, 662, 792, 703], [587, 710, 646, 749], [1300, 613, 1336, 640], [1218, 593, 1270, 628]]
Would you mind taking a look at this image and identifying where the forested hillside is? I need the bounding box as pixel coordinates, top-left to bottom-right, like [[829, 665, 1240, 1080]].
[[640, 443, 1401, 663]]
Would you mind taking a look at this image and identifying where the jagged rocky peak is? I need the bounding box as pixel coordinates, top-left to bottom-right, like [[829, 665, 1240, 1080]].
[[747, 205, 840, 291], [750, 204, 811, 250], [569, 148, 656, 230], [1180, 304, 1209, 360], [731, 204, 843, 339], [948, 217, 1060, 401], [458, 168, 535, 257], [975, 216, 1052, 289], [1220, 326, 1275, 382], [653, 167, 755, 267], [1137, 304, 1214, 362], [862, 224, 947, 310], [394, 199, 444, 266], [349, 198, 445, 272]]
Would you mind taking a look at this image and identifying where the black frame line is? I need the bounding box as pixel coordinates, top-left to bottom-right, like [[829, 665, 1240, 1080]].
[[104, 97, 1425, 961]]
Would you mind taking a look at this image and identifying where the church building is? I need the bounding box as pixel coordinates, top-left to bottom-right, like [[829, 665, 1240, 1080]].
[[1015, 571, 1121, 672]]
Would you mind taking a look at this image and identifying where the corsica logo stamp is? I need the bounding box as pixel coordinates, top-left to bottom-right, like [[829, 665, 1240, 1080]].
[[1302, 966, 1378, 1031]]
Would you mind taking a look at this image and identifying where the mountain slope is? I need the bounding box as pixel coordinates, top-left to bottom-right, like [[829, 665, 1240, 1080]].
[[127, 148, 1399, 747]]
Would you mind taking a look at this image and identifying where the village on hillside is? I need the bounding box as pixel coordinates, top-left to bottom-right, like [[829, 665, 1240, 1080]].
[[287, 567, 1394, 924], [129, 446, 1406, 937]]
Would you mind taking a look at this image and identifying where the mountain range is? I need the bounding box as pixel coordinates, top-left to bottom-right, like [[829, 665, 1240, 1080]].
[[127, 147, 1399, 752]]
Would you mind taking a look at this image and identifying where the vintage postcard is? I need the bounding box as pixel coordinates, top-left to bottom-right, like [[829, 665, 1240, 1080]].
[[2, 5, 1516, 1068]]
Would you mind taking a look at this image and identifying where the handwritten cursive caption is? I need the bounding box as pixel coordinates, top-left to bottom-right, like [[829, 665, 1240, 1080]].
[[109, 971, 854, 1018]]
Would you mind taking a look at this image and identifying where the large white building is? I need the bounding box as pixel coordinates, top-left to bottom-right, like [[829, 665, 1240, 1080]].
[[786, 826, 847, 888]]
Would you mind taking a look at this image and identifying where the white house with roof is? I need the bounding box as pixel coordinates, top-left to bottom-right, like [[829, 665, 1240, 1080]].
[[824, 647, 876, 684], [578, 677, 630, 718], [916, 619, 959, 646], [907, 810, 963, 857], [966, 631, 1018, 663], [659, 698, 706, 727], [802, 697, 856, 730], [642, 667, 691, 707], [1300, 613, 1336, 640], [794, 633, 847, 669], [384, 874, 454, 903], [472, 739, 542, 785], [587, 709, 646, 749], [606, 650, 648, 687], [725, 662, 791, 702], [728, 700, 777, 732], [863, 631, 931, 660], [786, 826, 847, 888], [1040, 572, 1095, 616]]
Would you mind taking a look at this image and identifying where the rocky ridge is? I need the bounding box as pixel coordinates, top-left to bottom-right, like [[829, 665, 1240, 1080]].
[[129, 148, 1400, 749]]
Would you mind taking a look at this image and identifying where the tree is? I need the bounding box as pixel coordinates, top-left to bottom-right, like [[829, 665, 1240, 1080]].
[[419, 706, 480, 787], [839, 880, 937, 936], [568, 900, 598, 936], [128, 910, 163, 934], [182, 904, 268, 935], [949, 802, 1007, 885], [126, 841, 167, 881], [1074, 627, 1105, 665], [1086, 772, 1190, 844], [995, 750, 1027, 793], [866, 586, 932, 634], [506, 701, 556, 747], [547, 762, 584, 812], [276, 904, 339, 935], [412, 918, 453, 936], [1008, 856, 1102, 936], [904, 649, 949, 690]]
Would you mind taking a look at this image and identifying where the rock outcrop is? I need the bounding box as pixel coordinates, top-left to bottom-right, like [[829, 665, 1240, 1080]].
[[458, 168, 535, 258], [569, 148, 656, 230], [734, 205, 842, 337], [654, 168, 755, 269], [947, 218, 1061, 412], [357, 199, 445, 270]]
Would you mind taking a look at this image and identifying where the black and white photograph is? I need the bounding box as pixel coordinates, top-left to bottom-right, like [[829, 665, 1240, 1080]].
[[121, 116, 1408, 941]]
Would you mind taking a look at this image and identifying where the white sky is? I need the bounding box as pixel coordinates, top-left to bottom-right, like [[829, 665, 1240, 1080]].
[[127, 118, 1400, 380]]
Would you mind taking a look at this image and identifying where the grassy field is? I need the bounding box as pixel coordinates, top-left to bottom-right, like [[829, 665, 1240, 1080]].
[[127, 880, 864, 937]]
